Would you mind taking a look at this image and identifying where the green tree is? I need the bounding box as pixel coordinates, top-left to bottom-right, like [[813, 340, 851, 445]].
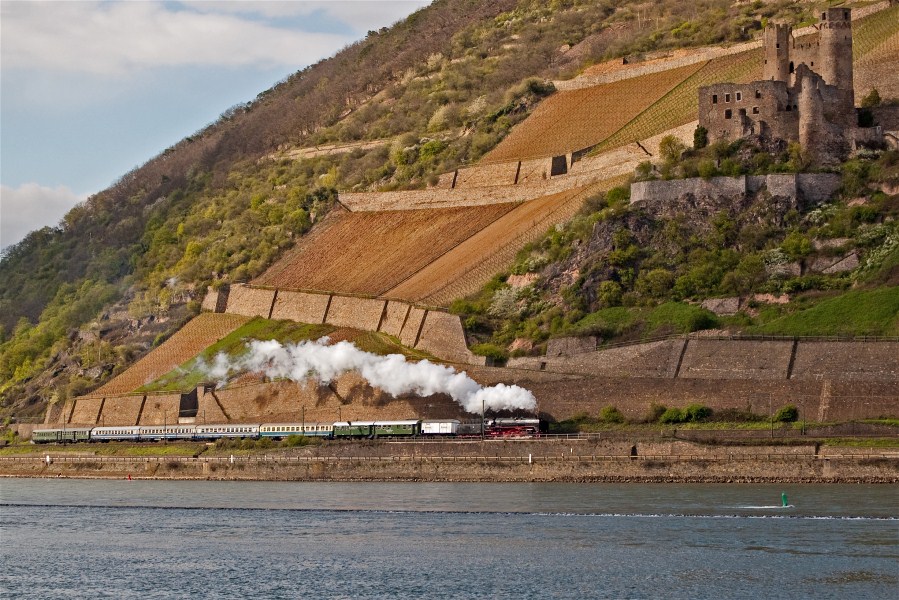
[[693, 125, 708, 150]]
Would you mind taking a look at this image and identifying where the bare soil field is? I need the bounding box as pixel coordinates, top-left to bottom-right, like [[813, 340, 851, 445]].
[[484, 62, 704, 163], [92, 313, 249, 396], [253, 203, 515, 296]]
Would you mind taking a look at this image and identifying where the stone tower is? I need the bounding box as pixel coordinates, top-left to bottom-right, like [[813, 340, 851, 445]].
[[798, 73, 823, 162], [763, 23, 792, 82], [818, 8, 854, 94]]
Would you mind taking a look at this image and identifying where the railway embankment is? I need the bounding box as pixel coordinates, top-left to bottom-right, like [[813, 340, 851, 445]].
[[3, 438, 896, 483]]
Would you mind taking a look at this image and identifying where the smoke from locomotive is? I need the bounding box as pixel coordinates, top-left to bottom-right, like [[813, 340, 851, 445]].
[[203, 338, 537, 413]]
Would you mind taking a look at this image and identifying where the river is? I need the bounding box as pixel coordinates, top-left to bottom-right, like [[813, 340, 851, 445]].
[[1, 479, 896, 598]]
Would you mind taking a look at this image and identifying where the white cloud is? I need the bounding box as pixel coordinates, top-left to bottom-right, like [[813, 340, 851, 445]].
[[0, 183, 85, 250], [186, 1, 432, 31], [1, 1, 357, 75]]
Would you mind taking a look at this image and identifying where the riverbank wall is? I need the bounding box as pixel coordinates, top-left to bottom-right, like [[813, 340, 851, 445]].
[[4, 439, 896, 483]]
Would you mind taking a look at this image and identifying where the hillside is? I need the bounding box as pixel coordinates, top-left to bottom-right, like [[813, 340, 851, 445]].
[[1, 0, 898, 425]]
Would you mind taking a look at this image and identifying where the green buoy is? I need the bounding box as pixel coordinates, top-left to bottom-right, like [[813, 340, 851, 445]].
[[782, 492, 788, 507]]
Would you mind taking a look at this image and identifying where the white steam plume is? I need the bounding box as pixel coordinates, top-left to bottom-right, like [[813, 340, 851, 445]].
[[202, 337, 537, 414]]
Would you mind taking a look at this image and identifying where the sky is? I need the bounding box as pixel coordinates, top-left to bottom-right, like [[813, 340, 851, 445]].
[[0, 0, 431, 251]]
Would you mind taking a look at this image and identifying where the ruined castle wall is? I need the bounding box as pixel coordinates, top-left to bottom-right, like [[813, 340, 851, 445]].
[[225, 284, 276, 318], [270, 290, 329, 324], [870, 105, 899, 132], [415, 311, 484, 365], [324, 296, 386, 331], [630, 174, 841, 208], [631, 176, 749, 206], [795, 173, 842, 204], [379, 301, 411, 338], [699, 81, 797, 143]]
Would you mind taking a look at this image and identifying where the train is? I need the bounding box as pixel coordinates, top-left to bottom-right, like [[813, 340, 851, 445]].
[[30, 418, 546, 444]]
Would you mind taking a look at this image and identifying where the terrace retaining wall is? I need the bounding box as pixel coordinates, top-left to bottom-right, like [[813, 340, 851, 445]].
[[270, 290, 330, 323], [324, 296, 387, 331], [224, 285, 276, 318], [137, 394, 183, 426]]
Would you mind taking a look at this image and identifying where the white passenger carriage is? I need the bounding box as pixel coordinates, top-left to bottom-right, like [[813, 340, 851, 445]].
[[194, 424, 260, 439], [139, 425, 197, 441], [258, 422, 334, 439], [91, 426, 142, 442]]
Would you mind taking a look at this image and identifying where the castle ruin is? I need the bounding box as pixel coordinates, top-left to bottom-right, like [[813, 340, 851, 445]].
[[698, 8, 877, 164]]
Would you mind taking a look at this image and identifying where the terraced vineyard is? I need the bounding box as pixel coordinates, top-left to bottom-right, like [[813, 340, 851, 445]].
[[92, 313, 249, 396], [253, 203, 516, 296], [594, 50, 763, 153], [483, 62, 704, 164], [855, 30, 899, 98], [852, 4, 899, 59], [388, 180, 625, 306]]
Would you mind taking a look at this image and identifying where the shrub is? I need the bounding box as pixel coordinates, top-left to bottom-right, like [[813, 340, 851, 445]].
[[659, 407, 685, 424], [597, 280, 623, 307], [645, 403, 667, 423], [773, 404, 799, 423], [471, 343, 508, 362], [683, 403, 712, 422], [860, 88, 881, 109], [698, 159, 717, 179], [599, 405, 625, 424]]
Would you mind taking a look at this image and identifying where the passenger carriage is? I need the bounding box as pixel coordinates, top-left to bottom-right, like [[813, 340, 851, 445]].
[[332, 421, 376, 438], [91, 426, 142, 442], [194, 424, 260, 440], [258, 422, 334, 439], [138, 425, 198, 441], [31, 428, 92, 444]]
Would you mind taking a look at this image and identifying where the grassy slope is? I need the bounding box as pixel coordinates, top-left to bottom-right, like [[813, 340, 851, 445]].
[[751, 287, 899, 337]]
